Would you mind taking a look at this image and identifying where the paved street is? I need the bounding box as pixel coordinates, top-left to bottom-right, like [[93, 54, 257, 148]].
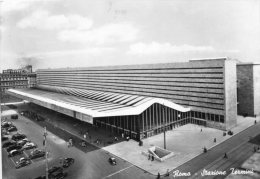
[[172, 122, 260, 179]]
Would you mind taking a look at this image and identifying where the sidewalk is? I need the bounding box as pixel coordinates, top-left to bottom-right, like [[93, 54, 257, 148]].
[[103, 116, 260, 175]]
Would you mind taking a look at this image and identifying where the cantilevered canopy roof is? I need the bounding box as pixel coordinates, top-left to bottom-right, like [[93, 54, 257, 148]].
[[7, 88, 190, 118]]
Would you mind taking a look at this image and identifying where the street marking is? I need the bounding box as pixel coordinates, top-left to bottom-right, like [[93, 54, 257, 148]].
[[10, 157, 17, 167], [103, 165, 133, 179]]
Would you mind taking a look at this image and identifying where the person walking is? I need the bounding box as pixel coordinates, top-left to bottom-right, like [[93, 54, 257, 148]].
[[151, 155, 154, 161], [224, 153, 228, 159], [157, 172, 161, 179], [165, 169, 170, 177]]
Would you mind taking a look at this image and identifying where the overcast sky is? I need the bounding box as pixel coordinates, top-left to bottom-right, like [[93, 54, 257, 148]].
[[0, 0, 260, 71]]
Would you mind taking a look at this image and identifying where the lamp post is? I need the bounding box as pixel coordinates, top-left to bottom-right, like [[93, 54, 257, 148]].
[[43, 127, 48, 179]]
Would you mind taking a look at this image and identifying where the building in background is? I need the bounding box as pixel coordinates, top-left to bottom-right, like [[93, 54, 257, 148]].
[[237, 63, 260, 117], [0, 65, 36, 93]]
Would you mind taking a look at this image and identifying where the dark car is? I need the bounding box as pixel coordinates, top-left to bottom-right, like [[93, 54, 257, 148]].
[[7, 145, 23, 152], [2, 141, 17, 148], [50, 171, 67, 179], [8, 149, 23, 157], [48, 166, 63, 175], [62, 158, 75, 168], [12, 134, 26, 141], [7, 126, 17, 132], [2, 136, 9, 142], [23, 142, 37, 150], [29, 150, 45, 159], [108, 157, 117, 165], [2, 122, 13, 128], [17, 139, 30, 146], [11, 114, 18, 119], [16, 158, 31, 169]]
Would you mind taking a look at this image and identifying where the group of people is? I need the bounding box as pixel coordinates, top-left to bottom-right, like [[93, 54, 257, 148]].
[[148, 153, 155, 161]]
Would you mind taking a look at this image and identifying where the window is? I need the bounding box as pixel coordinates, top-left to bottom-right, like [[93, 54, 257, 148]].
[[220, 115, 224, 123], [215, 115, 219, 122], [202, 113, 205, 119], [211, 114, 215, 121]]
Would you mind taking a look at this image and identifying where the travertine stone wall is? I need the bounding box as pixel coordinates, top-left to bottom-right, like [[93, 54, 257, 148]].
[[237, 64, 255, 116]]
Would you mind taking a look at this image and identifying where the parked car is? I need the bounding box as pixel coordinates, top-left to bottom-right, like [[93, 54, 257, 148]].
[[8, 149, 23, 157], [16, 158, 31, 169], [7, 126, 17, 132], [12, 134, 26, 141], [108, 157, 117, 165], [2, 141, 17, 148], [23, 142, 37, 150], [48, 166, 63, 175], [29, 150, 45, 159], [2, 122, 13, 128], [49, 171, 67, 179], [11, 114, 18, 119], [7, 145, 23, 152], [17, 138, 30, 146], [62, 158, 75, 168], [2, 128, 10, 135], [2, 135, 9, 142]]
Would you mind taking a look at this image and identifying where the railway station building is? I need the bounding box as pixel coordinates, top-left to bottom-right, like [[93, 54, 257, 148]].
[[7, 58, 238, 140]]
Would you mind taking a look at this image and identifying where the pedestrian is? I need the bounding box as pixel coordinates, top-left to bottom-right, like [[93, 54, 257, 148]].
[[214, 138, 216, 143], [157, 172, 161, 179], [151, 155, 154, 161], [224, 153, 228, 159], [122, 133, 124, 138], [255, 120, 257, 125], [83, 134, 86, 139], [165, 169, 170, 177]]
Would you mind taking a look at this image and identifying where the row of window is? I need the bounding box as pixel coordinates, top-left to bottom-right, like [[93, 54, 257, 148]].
[[1, 82, 28, 86], [0, 77, 27, 81], [190, 111, 224, 123]]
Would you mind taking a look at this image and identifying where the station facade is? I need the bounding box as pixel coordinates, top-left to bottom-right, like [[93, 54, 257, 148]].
[[8, 58, 238, 140]]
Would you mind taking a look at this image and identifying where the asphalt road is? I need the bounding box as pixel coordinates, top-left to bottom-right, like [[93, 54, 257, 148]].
[[172, 122, 260, 179]]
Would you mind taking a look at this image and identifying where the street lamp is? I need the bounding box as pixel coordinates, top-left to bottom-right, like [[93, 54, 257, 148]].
[[43, 127, 49, 179]]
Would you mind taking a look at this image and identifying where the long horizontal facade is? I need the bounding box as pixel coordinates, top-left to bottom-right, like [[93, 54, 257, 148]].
[[36, 58, 237, 130], [8, 58, 238, 140]]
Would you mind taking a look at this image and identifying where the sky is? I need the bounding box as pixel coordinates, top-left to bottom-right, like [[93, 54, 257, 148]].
[[0, 0, 260, 71]]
